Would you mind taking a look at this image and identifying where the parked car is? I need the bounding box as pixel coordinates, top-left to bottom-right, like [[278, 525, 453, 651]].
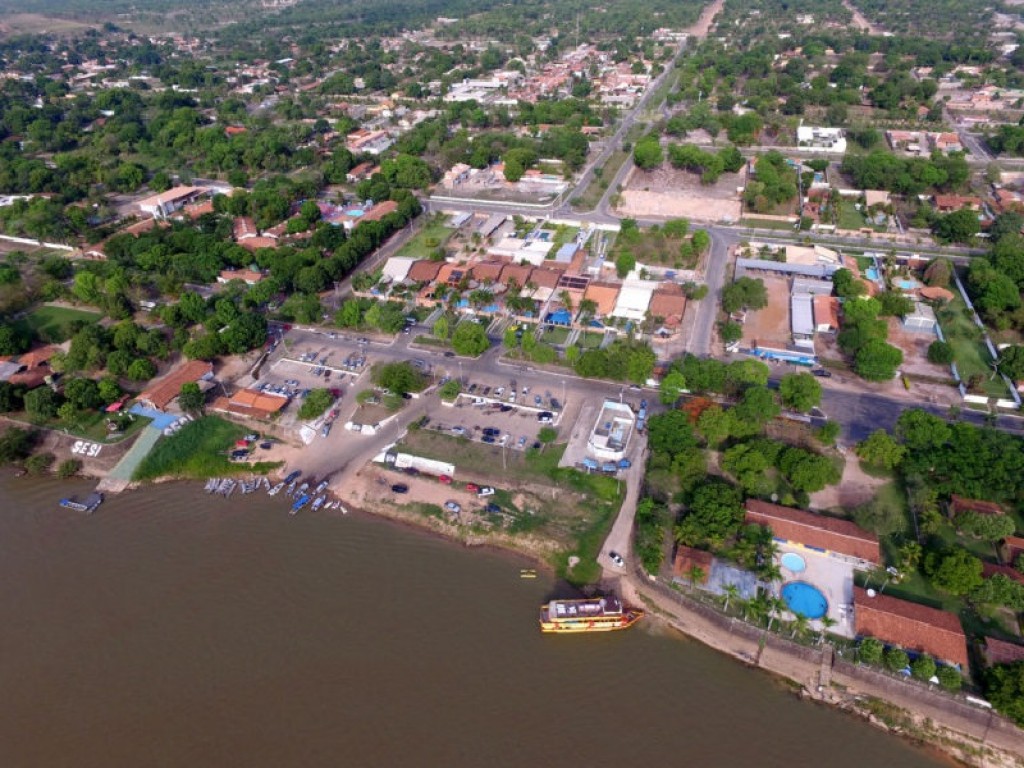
[[465, 483, 480, 493], [485, 502, 501, 514], [451, 426, 467, 436], [534, 395, 542, 406], [494, 387, 505, 396], [537, 411, 554, 423], [444, 501, 462, 514], [482, 427, 501, 436], [618, 459, 632, 469], [482, 435, 496, 444], [549, 398, 561, 410], [517, 436, 527, 448], [444, 351, 455, 358], [477, 487, 495, 497], [811, 368, 833, 378], [391, 483, 409, 494], [609, 551, 625, 567], [438, 475, 453, 485]]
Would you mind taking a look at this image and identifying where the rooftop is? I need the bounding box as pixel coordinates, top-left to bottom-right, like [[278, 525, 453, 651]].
[[853, 586, 968, 667], [137, 360, 214, 411], [745, 499, 880, 563]]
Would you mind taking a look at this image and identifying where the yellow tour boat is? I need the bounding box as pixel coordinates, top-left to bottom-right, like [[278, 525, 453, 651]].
[[539, 595, 643, 633]]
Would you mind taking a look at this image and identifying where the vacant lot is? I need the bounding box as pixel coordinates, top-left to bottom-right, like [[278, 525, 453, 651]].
[[617, 164, 745, 222], [395, 222, 454, 260], [134, 416, 278, 481], [936, 294, 1008, 397], [739, 277, 791, 350], [0, 13, 95, 38], [16, 305, 102, 343]]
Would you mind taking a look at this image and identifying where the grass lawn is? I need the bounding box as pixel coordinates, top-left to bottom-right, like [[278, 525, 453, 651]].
[[395, 222, 454, 260], [738, 218, 798, 231], [577, 331, 605, 349], [935, 295, 1008, 398], [543, 224, 579, 253], [838, 201, 868, 231], [16, 305, 102, 343], [134, 416, 280, 481], [75, 410, 152, 443], [541, 326, 571, 345]]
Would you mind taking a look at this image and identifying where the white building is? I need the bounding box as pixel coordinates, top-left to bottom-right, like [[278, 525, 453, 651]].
[[587, 400, 636, 461], [796, 125, 846, 154], [611, 279, 658, 321], [488, 235, 554, 265]]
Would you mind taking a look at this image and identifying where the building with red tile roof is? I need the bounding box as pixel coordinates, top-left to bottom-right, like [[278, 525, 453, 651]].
[[407, 260, 442, 283], [233, 216, 258, 241], [469, 261, 504, 284], [745, 499, 880, 564], [982, 561, 1024, 585], [137, 360, 214, 411], [238, 236, 278, 252], [933, 195, 982, 213], [356, 199, 399, 225], [218, 268, 265, 285], [211, 387, 289, 420], [999, 535, 1024, 566], [983, 637, 1024, 667], [499, 263, 533, 289], [853, 586, 968, 667], [583, 282, 620, 317], [948, 495, 1004, 517], [649, 284, 687, 327], [813, 295, 840, 333]]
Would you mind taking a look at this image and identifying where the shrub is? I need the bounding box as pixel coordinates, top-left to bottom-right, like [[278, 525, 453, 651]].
[[25, 452, 55, 475], [884, 647, 909, 672], [936, 666, 962, 692], [927, 340, 954, 365], [57, 459, 81, 479], [911, 655, 936, 681], [298, 389, 333, 420], [858, 637, 884, 665]]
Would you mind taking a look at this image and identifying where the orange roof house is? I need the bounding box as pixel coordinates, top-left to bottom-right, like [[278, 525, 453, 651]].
[[218, 268, 265, 285], [813, 295, 840, 332], [137, 360, 214, 411], [933, 195, 982, 213], [853, 587, 969, 667], [999, 535, 1024, 566], [238, 236, 278, 252], [745, 499, 880, 564], [357, 199, 399, 225], [407, 260, 442, 283], [233, 216, 258, 241], [649, 284, 687, 327], [499, 263, 533, 289], [211, 387, 289, 420], [583, 282, 620, 317], [948, 495, 1004, 517], [469, 261, 504, 284]]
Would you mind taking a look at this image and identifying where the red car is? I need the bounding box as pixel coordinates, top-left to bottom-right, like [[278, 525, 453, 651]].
[[465, 483, 480, 493], [438, 474, 453, 485]]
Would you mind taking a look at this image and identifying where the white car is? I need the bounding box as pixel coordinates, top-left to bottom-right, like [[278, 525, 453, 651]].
[[444, 501, 462, 514], [477, 487, 495, 497], [609, 551, 625, 567]]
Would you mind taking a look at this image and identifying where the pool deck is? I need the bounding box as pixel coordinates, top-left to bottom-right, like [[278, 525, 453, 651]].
[[775, 543, 855, 637]]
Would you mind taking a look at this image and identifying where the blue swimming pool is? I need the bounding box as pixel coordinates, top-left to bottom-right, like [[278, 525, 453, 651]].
[[865, 267, 880, 281], [780, 552, 806, 573], [781, 581, 828, 619]]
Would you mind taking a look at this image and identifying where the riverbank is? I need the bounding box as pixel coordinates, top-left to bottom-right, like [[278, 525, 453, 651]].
[[615, 571, 1024, 768]]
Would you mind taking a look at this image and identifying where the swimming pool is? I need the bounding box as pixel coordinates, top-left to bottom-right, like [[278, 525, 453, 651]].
[[780, 552, 806, 573], [865, 267, 880, 281], [898, 279, 921, 290], [781, 581, 828, 619]]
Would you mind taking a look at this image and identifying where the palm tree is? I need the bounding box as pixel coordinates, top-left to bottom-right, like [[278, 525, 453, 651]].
[[686, 564, 706, 589], [559, 289, 574, 315], [723, 583, 741, 613], [766, 596, 785, 632], [818, 616, 837, 645], [790, 613, 811, 640]]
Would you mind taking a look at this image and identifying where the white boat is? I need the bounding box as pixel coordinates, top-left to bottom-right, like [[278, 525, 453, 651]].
[[268, 482, 285, 496], [311, 496, 326, 512], [222, 480, 237, 498], [204, 478, 219, 493], [314, 480, 329, 495], [262, 477, 271, 491]]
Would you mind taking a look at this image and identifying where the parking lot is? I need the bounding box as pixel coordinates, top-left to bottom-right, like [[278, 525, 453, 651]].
[[424, 399, 557, 452]]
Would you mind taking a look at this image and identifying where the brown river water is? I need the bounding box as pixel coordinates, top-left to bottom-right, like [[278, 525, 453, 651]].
[[0, 475, 944, 768]]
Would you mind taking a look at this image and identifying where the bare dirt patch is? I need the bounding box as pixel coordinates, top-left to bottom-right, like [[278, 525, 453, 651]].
[[885, 319, 952, 380], [810, 450, 887, 511], [740, 277, 791, 350], [0, 13, 96, 38], [617, 164, 745, 222]]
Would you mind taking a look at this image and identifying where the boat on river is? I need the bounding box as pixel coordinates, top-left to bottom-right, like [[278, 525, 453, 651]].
[[268, 482, 285, 496], [311, 495, 326, 512], [59, 492, 104, 513], [290, 494, 310, 514], [314, 479, 329, 496], [539, 596, 642, 634]]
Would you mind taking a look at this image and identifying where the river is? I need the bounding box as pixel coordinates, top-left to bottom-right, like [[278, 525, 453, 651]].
[[0, 475, 944, 768]]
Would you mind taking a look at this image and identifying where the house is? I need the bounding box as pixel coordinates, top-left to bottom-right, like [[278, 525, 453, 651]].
[[853, 586, 969, 667], [136, 186, 205, 217], [218, 268, 265, 285], [137, 360, 214, 411], [998, 535, 1024, 566], [224, 125, 247, 137], [346, 162, 377, 183], [238, 236, 278, 252], [441, 162, 473, 188], [469, 261, 504, 285], [611, 279, 658, 321], [933, 195, 982, 213], [672, 545, 713, 583], [338, 200, 399, 232], [499, 263, 534, 291], [583, 281, 620, 318], [233, 216, 258, 241], [407, 260, 443, 284], [813, 295, 840, 333], [948, 494, 1004, 518], [380, 257, 416, 284], [982, 637, 1024, 667], [648, 284, 687, 327], [745, 499, 880, 565], [796, 125, 846, 153], [345, 128, 393, 155], [211, 387, 289, 420], [0, 344, 60, 389], [931, 133, 964, 154], [982, 561, 1024, 586]]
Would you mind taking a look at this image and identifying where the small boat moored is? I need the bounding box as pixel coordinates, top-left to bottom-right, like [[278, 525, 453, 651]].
[[59, 492, 104, 513]]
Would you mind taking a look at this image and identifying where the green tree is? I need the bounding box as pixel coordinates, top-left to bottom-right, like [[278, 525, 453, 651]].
[[647, 410, 698, 457], [832, 268, 867, 299], [934, 208, 980, 243], [985, 661, 1024, 726], [298, 389, 333, 420], [335, 299, 363, 328], [537, 426, 558, 443], [63, 377, 101, 411], [925, 550, 984, 596], [927, 340, 954, 365], [911, 655, 937, 681], [433, 315, 450, 341], [936, 666, 962, 692], [858, 637, 884, 665], [856, 429, 906, 470], [24, 387, 60, 421], [179, 381, 205, 413], [615, 252, 636, 278], [674, 478, 744, 549], [56, 458, 80, 478], [25, 452, 54, 475], [633, 135, 664, 170], [777, 447, 841, 493], [697, 405, 733, 446], [450, 322, 490, 356], [721, 277, 768, 314], [127, 358, 157, 382], [659, 370, 686, 405], [372, 361, 426, 395], [438, 379, 461, 401], [954, 510, 1017, 541], [779, 372, 821, 413], [854, 339, 903, 381], [884, 647, 910, 673], [815, 421, 840, 445]]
